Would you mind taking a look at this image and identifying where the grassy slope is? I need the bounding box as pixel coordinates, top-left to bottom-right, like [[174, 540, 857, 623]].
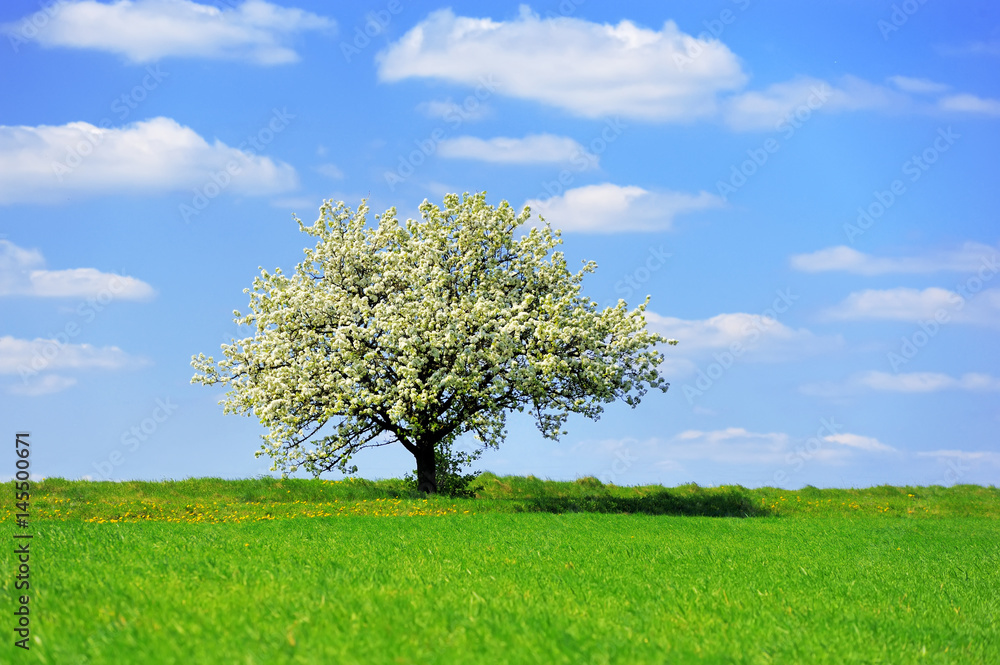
[[11, 474, 1000, 522], [3, 477, 998, 664]]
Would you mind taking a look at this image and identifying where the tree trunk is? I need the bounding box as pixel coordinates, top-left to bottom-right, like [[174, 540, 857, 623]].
[[414, 443, 437, 494]]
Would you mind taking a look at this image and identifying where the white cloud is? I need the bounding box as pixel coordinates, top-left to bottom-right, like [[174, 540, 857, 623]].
[[887, 75, 950, 94], [316, 163, 343, 179], [7, 374, 78, 396], [937, 40, 1000, 57], [822, 287, 1000, 325], [723, 75, 909, 131], [796, 381, 852, 399], [0, 242, 42, 287], [377, 9, 1000, 129], [644, 311, 843, 364], [438, 134, 596, 166], [559, 427, 901, 486], [823, 287, 957, 321], [3, 0, 333, 64], [0, 117, 298, 204], [859, 371, 1000, 393], [916, 449, 1000, 466], [0, 240, 154, 300], [790, 243, 999, 275], [670, 428, 794, 464], [938, 94, 1000, 116], [723, 77, 831, 130], [567, 429, 808, 471], [377, 8, 747, 121], [666, 427, 883, 466], [822, 433, 895, 453], [0, 335, 149, 378], [725, 74, 1000, 130], [417, 98, 490, 122], [801, 371, 1000, 397], [525, 183, 723, 233]]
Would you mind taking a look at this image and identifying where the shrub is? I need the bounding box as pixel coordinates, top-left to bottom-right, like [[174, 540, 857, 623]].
[[404, 446, 481, 498], [575, 476, 604, 490]]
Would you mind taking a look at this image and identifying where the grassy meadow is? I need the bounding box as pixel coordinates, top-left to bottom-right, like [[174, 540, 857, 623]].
[[3, 476, 998, 664]]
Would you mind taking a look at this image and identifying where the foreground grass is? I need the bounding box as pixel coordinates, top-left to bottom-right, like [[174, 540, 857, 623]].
[[3, 478, 998, 664]]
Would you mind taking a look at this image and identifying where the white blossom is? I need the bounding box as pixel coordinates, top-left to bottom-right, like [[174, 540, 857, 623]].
[[191, 192, 678, 489]]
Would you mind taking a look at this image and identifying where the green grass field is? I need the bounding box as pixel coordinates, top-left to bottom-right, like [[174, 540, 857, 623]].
[[4, 476, 998, 664]]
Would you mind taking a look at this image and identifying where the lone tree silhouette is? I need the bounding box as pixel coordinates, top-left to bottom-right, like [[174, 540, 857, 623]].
[[192, 192, 677, 494]]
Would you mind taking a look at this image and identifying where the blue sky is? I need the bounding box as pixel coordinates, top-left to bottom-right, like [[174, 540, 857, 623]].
[[1, 0, 998, 488]]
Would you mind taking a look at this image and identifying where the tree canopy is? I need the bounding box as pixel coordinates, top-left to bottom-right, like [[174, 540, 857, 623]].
[[191, 192, 677, 493]]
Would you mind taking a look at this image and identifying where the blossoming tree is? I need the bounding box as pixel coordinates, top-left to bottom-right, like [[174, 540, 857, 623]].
[[191, 192, 677, 494]]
